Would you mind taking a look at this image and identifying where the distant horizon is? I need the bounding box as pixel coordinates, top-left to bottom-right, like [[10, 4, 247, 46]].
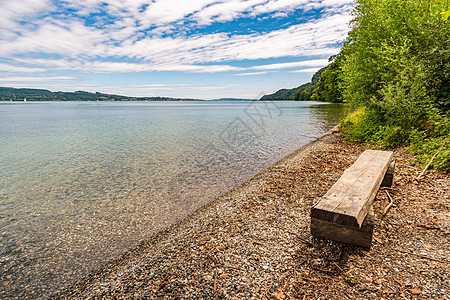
[[0, 0, 354, 99], [0, 86, 259, 101], [2, 85, 339, 101], [0, 85, 303, 101]]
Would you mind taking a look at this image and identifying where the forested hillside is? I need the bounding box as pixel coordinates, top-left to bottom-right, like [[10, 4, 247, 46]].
[[0, 87, 191, 101], [260, 66, 327, 101]]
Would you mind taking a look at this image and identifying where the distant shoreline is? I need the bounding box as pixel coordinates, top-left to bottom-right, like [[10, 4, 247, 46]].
[[0, 86, 325, 102], [0, 99, 325, 102]]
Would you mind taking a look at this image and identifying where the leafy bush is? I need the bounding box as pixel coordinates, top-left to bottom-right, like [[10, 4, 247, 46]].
[[338, 0, 450, 170], [341, 108, 449, 170], [408, 114, 450, 170], [340, 108, 407, 148]]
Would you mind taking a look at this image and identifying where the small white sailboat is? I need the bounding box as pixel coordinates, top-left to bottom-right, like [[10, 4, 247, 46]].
[[24, 98, 27, 102]]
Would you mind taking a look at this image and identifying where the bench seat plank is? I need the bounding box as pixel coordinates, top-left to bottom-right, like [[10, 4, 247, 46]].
[[311, 150, 393, 228]]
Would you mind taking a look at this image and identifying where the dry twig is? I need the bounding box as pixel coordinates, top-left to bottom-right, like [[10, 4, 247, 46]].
[[417, 141, 446, 180], [333, 262, 344, 273], [417, 224, 440, 230], [289, 231, 315, 248], [383, 190, 394, 215], [380, 187, 398, 191]]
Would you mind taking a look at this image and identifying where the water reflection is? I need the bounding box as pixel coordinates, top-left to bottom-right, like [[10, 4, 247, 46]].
[[0, 101, 342, 298]]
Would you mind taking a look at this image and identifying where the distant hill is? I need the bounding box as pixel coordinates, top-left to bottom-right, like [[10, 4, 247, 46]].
[[0, 87, 197, 102], [260, 66, 327, 101]]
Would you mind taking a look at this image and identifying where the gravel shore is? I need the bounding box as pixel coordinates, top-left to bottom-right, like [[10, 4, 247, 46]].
[[54, 131, 449, 299]]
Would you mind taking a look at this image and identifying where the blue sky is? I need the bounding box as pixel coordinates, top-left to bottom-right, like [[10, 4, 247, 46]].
[[0, 0, 354, 99]]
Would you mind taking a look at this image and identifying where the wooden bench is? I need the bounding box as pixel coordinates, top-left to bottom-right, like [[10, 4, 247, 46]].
[[310, 150, 394, 248]]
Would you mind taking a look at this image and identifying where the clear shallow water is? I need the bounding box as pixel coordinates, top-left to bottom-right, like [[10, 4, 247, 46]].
[[0, 101, 343, 298]]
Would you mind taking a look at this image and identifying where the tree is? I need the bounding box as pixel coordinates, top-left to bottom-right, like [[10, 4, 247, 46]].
[[311, 59, 343, 103], [339, 0, 450, 169], [341, 0, 450, 115], [292, 66, 327, 101], [260, 66, 328, 101]]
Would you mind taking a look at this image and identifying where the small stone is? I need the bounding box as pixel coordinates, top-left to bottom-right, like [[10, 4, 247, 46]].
[[203, 275, 213, 281], [273, 291, 286, 299], [409, 288, 421, 295]]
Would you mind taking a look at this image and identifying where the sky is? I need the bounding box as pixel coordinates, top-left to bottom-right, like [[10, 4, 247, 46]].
[[0, 0, 355, 100]]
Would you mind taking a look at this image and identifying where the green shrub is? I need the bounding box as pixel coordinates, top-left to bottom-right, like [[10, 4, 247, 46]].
[[408, 114, 450, 170], [340, 108, 450, 170], [337, 0, 449, 171]]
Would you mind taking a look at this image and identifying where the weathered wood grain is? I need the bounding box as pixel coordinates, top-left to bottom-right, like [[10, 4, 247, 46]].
[[311, 208, 374, 248], [311, 150, 393, 228]]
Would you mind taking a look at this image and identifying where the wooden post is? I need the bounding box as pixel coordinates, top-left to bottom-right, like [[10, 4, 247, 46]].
[[381, 160, 395, 187]]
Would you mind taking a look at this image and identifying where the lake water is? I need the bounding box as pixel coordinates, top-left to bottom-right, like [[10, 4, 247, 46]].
[[0, 101, 343, 298]]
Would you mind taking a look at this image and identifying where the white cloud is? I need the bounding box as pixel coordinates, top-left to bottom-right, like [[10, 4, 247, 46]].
[[251, 59, 329, 71], [0, 0, 51, 28], [102, 12, 350, 68], [321, 0, 355, 7], [291, 67, 322, 73], [271, 11, 289, 19], [13, 58, 81, 70], [0, 0, 52, 41], [0, 76, 78, 82], [234, 71, 269, 76], [0, 0, 353, 83], [140, 0, 215, 27], [251, 0, 311, 16], [59, 0, 147, 18], [1, 20, 107, 57], [157, 64, 242, 73], [77, 61, 243, 73], [0, 62, 47, 73], [9, 57, 244, 74], [193, 0, 266, 25]]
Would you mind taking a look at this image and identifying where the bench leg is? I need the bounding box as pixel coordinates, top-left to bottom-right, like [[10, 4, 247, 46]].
[[311, 208, 375, 248], [381, 160, 395, 187]]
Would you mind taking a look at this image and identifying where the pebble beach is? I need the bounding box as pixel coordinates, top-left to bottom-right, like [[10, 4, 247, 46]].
[[54, 130, 450, 299]]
